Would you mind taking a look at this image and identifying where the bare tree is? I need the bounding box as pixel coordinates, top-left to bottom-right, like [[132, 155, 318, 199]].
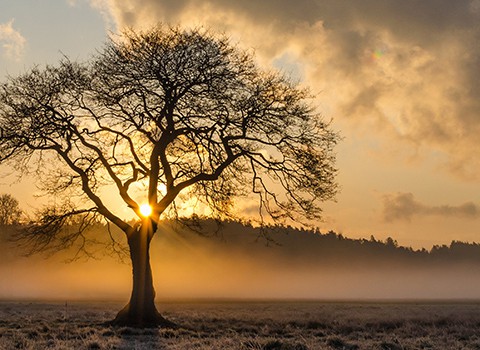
[[0, 193, 22, 226], [0, 25, 338, 327]]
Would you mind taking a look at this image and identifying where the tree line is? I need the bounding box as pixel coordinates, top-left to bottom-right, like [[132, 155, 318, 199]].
[[2, 200, 478, 267]]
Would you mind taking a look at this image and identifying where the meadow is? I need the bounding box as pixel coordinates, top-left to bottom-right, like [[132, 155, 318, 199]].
[[1, 300, 480, 349]]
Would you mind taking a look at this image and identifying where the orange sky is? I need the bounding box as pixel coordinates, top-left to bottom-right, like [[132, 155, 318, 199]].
[[2, 1, 480, 249]]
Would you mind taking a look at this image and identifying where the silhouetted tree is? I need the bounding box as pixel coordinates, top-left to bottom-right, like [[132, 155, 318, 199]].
[[0, 25, 338, 327], [385, 237, 398, 248], [0, 193, 22, 226]]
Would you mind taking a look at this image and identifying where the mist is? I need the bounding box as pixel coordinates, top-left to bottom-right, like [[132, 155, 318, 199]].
[[1, 222, 480, 301]]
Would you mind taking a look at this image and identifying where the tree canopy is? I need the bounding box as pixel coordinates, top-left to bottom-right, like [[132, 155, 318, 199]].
[[0, 193, 22, 226], [0, 25, 338, 241]]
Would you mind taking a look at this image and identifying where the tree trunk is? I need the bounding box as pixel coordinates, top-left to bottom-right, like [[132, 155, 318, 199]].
[[112, 220, 174, 328]]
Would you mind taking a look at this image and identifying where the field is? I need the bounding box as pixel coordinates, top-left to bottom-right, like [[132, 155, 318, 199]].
[[1, 301, 480, 349]]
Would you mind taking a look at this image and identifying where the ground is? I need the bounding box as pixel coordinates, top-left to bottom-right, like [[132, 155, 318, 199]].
[[1, 301, 480, 349]]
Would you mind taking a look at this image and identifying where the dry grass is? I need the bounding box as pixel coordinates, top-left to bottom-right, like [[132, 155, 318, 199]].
[[1, 301, 480, 349]]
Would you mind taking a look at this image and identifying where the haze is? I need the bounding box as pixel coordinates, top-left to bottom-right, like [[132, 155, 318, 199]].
[[1, 224, 480, 301]]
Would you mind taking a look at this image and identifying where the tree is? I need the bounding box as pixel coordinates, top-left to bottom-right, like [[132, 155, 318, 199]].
[[0, 193, 22, 226], [0, 25, 338, 327]]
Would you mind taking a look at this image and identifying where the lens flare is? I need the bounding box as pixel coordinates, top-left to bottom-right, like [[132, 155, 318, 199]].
[[139, 204, 152, 217], [370, 47, 387, 62]]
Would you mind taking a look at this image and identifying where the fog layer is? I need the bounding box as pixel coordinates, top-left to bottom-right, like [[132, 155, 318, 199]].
[[1, 222, 480, 301]]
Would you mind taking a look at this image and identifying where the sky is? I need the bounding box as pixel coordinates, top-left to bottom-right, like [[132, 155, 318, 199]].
[[1, 0, 480, 249]]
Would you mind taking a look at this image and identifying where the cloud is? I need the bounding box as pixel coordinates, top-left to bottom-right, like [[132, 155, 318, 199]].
[[87, 0, 119, 31], [382, 192, 480, 222], [0, 19, 26, 61], [89, 0, 480, 180]]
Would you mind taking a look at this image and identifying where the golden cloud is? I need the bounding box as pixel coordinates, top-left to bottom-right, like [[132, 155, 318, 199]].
[[91, 0, 480, 180]]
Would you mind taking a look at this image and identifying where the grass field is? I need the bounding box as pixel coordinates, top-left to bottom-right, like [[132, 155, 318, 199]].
[[1, 301, 480, 349]]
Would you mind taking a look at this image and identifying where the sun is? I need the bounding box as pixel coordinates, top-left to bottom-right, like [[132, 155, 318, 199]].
[[139, 203, 152, 217]]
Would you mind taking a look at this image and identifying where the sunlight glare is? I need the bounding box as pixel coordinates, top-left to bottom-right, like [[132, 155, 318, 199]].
[[139, 203, 152, 217]]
